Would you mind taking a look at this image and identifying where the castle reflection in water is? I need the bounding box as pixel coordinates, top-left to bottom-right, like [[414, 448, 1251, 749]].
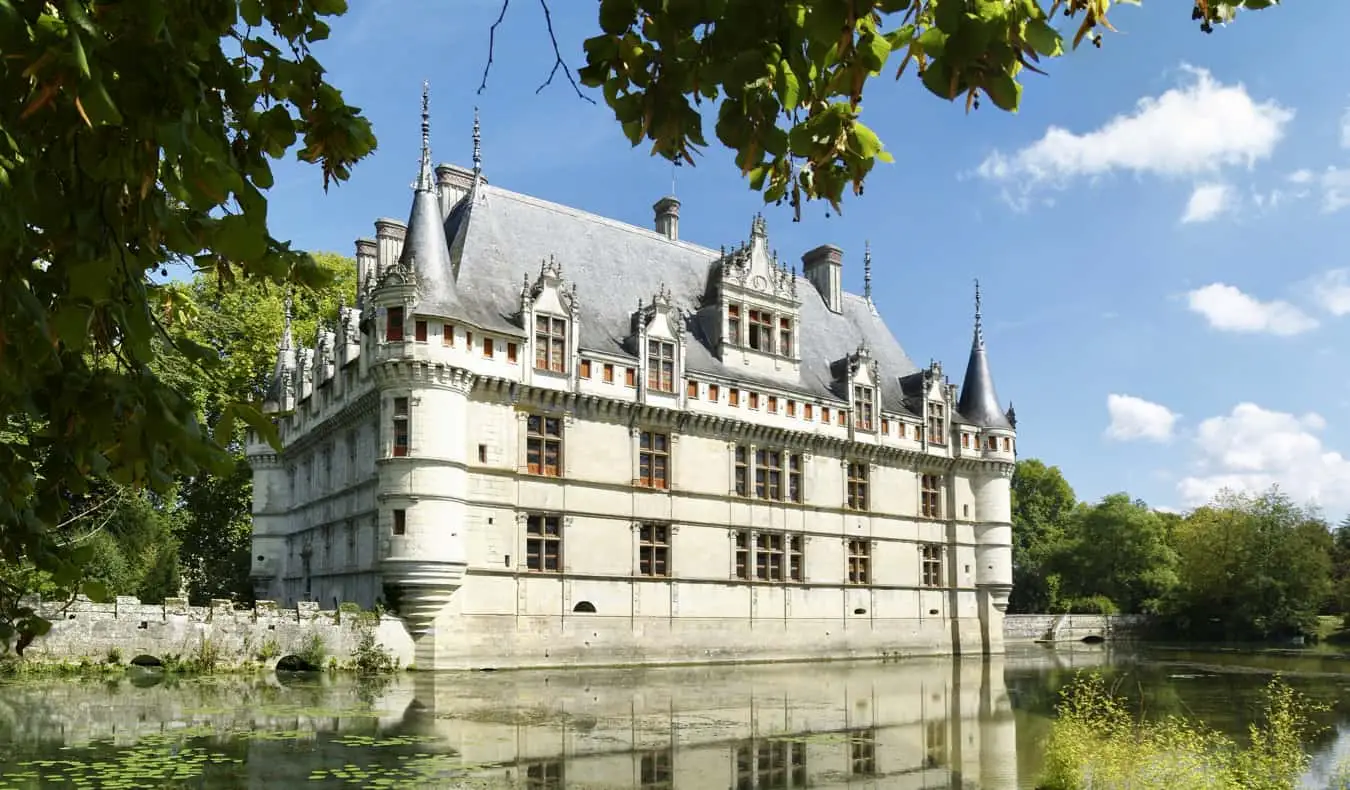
[[0, 647, 1116, 788]]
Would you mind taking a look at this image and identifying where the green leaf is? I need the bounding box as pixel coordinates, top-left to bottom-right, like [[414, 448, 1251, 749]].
[[599, 0, 638, 35], [862, 31, 892, 72], [69, 28, 90, 77], [983, 72, 1022, 112], [850, 121, 884, 159], [77, 79, 123, 126], [777, 61, 800, 110], [1023, 17, 1064, 57], [934, 0, 965, 34], [916, 27, 948, 57], [920, 61, 955, 100], [885, 24, 916, 50], [230, 402, 282, 451], [239, 0, 262, 25], [82, 580, 110, 603], [216, 213, 267, 262]]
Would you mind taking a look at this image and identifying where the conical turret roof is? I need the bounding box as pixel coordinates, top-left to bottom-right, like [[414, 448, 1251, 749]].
[[397, 81, 462, 317], [957, 281, 1012, 430]]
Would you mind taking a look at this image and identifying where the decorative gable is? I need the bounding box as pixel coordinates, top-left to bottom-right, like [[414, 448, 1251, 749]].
[[315, 326, 336, 383], [520, 255, 579, 381], [630, 283, 685, 400], [831, 344, 880, 432], [718, 215, 797, 300], [337, 301, 361, 365], [712, 215, 803, 377], [297, 346, 314, 401]]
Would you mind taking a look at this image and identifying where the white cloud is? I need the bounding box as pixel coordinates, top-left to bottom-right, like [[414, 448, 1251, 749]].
[[1318, 166, 1350, 212], [1178, 403, 1350, 509], [976, 65, 1293, 200], [1185, 283, 1318, 336], [1181, 183, 1233, 223], [1106, 394, 1179, 443], [1308, 269, 1350, 316]]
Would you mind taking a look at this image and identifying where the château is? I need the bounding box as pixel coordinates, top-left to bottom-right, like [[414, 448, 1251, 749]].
[[246, 87, 1018, 670]]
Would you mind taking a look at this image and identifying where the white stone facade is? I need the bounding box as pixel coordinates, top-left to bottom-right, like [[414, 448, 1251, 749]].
[[247, 102, 1017, 670]]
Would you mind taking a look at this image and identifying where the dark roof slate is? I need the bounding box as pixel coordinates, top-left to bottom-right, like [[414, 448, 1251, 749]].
[[436, 182, 922, 410]]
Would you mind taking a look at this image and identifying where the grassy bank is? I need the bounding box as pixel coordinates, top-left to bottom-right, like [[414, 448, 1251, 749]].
[[1038, 672, 1342, 789]]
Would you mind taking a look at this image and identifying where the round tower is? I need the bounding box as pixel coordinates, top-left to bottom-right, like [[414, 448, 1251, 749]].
[[369, 81, 469, 636], [956, 281, 1016, 652]]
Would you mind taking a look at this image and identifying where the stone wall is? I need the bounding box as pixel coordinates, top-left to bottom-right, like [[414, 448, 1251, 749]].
[[15, 595, 415, 669], [12, 598, 1141, 671], [1003, 613, 1149, 643]]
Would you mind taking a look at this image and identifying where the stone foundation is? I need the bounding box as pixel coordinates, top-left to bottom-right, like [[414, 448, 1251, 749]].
[[12, 595, 414, 669]]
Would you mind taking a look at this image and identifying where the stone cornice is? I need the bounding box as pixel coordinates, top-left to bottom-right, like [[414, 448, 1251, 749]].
[[283, 389, 380, 456], [470, 373, 1016, 476], [370, 359, 475, 392]]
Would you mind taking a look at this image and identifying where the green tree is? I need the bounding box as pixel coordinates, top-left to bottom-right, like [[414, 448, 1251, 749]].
[[165, 252, 355, 604], [573, 0, 1280, 217], [1009, 458, 1076, 613], [1164, 488, 1333, 641], [1, 0, 374, 646], [1053, 494, 1177, 614], [1329, 515, 1350, 616]]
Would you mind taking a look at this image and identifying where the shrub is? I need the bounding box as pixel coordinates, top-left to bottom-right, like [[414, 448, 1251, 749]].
[[1064, 595, 1119, 615], [349, 628, 398, 675], [1040, 672, 1323, 790], [297, 632, 326, 669]]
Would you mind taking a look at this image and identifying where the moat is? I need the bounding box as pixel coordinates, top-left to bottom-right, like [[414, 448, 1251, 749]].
[[2, 643, 1349, 788]]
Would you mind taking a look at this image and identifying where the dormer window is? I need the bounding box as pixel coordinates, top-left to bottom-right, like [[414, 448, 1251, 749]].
[[853, 385, 874, 431], [647, 339, 675, 393], [748, 309, 773, 352], [779, 317, 793, 355], [534, 315, 568, 374], [386, 307, 404, 342], [727, 304, 741, 344], [928, 403, 947, 445]]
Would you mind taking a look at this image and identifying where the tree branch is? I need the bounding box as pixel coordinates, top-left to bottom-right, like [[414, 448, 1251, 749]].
[[534, 0, 594, 103], [477, 0, 511, 95], [477, 0, 594, 105]]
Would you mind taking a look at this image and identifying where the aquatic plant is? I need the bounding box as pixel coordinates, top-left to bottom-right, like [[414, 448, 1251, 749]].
[[297, 632, 327, 669], [1039, 672, 1325, 790], [257, 636, 280, 662], [348, 629, 398, 675]]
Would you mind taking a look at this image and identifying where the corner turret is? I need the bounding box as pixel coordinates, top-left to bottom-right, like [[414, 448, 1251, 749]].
[[386, 80, 460, 319], [957, 281, 1012, 431], [262, 296, 297, 414]]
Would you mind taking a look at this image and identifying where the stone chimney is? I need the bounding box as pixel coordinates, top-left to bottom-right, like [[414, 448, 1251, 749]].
[[373, 218, 406, 276], [355, 238, 377, 305], [802, 244, 843, 314], [436, 163, 483, 219], [653, 196, 680, 241]]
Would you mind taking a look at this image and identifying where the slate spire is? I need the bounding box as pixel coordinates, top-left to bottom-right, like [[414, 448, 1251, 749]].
[[957, 279, 1013, 429], [396, 81, 461, 315]]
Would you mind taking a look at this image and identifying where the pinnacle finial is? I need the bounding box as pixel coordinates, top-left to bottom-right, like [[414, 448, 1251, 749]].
[[973, 278, 984, 349], [281, 293, 294, 350], [863, 240, 873, 301], [415, 81, 433, 192], [472, 107, 482, 176]]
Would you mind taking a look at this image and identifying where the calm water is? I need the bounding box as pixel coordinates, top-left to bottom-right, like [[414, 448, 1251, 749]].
[[3, 644, 1350, 788]]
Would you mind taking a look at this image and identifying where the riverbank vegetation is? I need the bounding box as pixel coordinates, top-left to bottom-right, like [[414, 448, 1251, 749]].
[[1011, 460, 1350, 644], [1039, 672, 1343, 790], [0, 253, 357, 645]]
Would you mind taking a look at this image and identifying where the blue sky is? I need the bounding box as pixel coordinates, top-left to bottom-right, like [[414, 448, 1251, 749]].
[[264, 1, 1350, 518]]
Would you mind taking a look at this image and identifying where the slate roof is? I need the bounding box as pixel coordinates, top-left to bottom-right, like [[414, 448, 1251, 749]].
[[956, 328, 1013, 429], [436, 181, 924, 413]]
